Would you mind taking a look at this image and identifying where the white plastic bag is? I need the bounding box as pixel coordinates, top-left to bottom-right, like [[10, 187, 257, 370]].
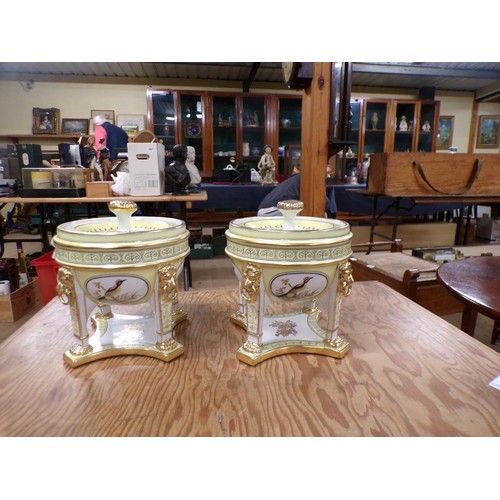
[[111, 171, 131, 196]]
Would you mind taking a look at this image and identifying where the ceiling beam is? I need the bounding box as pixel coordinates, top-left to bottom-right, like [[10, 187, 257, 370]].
[[0, 71, 287, 90], [352, 62, 500, 80], [243, 63, 260, 92], [475, 82, 500, 102]]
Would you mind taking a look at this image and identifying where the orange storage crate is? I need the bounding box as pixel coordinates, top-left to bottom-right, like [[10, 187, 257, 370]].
[[31, 250, 60, 305]]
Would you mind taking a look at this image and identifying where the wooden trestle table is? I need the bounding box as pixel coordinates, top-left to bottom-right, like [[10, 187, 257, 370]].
[[1, 281, 500, 437]]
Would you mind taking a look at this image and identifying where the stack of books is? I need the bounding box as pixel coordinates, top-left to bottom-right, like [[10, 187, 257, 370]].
[[412, 247, 457, 263]]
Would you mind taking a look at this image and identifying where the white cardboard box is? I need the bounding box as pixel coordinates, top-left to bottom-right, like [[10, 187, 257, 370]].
[[476, 216, 500, 242], [127, 143, 165, 196]]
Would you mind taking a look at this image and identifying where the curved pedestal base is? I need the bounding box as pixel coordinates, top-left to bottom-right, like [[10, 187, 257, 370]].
[[231, 310, 349, 367], [63, 309, 187, 368]]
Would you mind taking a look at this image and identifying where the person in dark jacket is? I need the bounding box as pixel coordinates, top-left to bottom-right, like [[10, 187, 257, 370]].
[[257, 171, 336, 217], [257, 172, 301, 216], [92, 116, 129, 161]]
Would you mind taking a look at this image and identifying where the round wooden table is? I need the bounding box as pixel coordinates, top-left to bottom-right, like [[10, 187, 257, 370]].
[[437, 256, 500, 343]]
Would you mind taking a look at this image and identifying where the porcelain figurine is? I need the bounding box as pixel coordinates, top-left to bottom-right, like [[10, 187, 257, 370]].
[[257, 144, 277, 185], [422, 120, 431, 132], [399, 115, 408, 131], [186, 145, 202, 192]]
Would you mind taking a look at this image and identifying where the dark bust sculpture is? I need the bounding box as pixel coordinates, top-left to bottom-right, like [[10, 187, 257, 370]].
[[165, 144, 191, 194]]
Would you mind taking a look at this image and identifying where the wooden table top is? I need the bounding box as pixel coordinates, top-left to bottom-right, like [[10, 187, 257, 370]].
[[351, 189, 500, 204], [1, 281, 500, 437], [437, 256, 500, 321], [0, 192, 208, 204]]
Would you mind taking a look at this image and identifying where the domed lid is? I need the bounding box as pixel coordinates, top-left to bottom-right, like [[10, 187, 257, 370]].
[[52, 201, 187, 248], [226, 199, 351, 244]]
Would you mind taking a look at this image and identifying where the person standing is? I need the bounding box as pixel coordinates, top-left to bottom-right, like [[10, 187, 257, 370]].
[[92, 115, 129, 161]]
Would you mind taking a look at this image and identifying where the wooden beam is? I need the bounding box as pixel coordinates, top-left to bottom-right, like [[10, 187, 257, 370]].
[[243, 63, 260, 92], [468, 100, 479, 153], [300, 62, 332, 217]]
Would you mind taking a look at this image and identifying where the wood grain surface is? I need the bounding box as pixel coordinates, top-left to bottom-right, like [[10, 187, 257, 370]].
[[437, 256, 500, 321], [1, 282, 500, 437]]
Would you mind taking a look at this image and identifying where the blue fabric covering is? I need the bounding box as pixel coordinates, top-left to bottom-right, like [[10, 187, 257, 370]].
[[159, 181, 337, 214], [333, 184, 468, 216], [158, 182, 467, 218]]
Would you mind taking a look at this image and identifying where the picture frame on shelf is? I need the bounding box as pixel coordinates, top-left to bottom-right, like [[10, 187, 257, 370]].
[[185, 122, 202, 137], [32, 107, 60, 134], [476, 115, 500, 149], [117, 114, 146, 138], [436, 116, 454, 150], [61, 118, 89, 135], [90, 110, 115, 133]]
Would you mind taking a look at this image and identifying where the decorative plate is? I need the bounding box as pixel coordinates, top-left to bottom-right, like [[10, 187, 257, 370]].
[[186, 123, 201, 137]]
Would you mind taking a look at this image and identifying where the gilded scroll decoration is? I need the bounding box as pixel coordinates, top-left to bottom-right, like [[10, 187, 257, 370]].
[[240, 263, 261, 302], [338, 260, 354, 297]]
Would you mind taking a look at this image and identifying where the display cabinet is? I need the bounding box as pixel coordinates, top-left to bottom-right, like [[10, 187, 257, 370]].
[[363, 99, 391, 155], [391, 99, 440, 153], [334, 99, 361, 182], [179, 93, 204, 171], [336, 98, 389, 181], [417, 102, 439, 152], [347, 99, 362, 156], [240, 96, 266, 171], [149, 90, 177, 151], [334, 97, 440, 181], [277, 97, 302, 177], [147, 89, 301, 180], [393, 100, 417, 152], [212, 94, 237, 173], [344, 98, 440, 164]]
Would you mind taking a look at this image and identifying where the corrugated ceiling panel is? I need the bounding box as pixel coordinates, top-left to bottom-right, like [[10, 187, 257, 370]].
[[0, 62, 499, 96]]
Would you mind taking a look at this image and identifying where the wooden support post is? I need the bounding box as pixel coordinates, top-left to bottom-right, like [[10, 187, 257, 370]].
[[300, 62, 332, 217]]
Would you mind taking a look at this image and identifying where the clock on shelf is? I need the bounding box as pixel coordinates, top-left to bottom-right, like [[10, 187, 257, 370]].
[[282, 62, 313, 90]]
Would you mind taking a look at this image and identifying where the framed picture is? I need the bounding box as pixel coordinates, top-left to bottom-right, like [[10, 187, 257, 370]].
[[32, 107, 60, 134], [117, 114, 146, 138], [436, 116, 454, 150], [61, 118, 89, 135], [90, 109, 115, 133], [476, 115, 500, 148]]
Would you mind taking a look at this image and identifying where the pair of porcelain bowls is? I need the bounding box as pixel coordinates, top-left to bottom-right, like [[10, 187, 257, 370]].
[[52, 200, 353, 367]]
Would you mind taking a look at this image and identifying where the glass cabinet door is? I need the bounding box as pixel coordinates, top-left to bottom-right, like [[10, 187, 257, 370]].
[[278, 97, 301, 176], [393, 101, 417, 152], [348, 99, 362, 157], [151, 91, 176, 150], [418, 102, 437, 152], [180, 93, 204, 171], [363, 100, 388, 156], [213, 95, 237, 173], [241, 96, 265, 171]]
